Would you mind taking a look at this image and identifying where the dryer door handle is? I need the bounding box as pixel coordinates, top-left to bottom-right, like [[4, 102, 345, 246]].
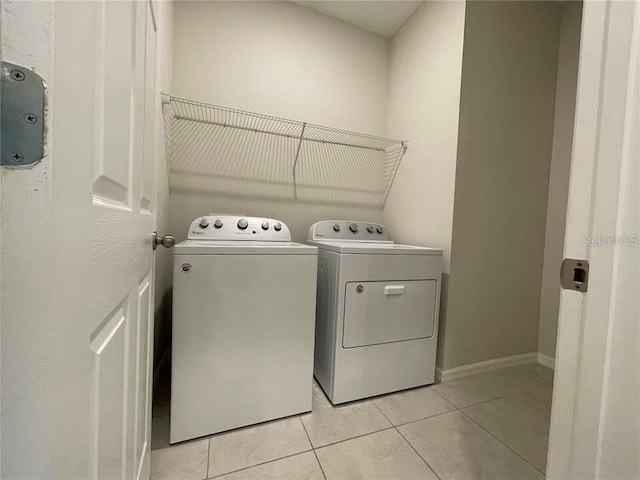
[[384, 285, 405, 295]]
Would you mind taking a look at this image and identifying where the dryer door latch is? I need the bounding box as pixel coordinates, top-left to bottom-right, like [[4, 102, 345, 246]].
[[560, 258, 589, 292]]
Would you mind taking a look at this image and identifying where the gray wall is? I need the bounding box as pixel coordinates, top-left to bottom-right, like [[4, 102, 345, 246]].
[[441, 1, 561, 369], [538, 2, 582, 362]]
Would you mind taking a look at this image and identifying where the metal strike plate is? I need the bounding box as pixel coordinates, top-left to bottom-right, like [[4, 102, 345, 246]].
[[1, 61, 46, 166], [560, 258, 589, 292]]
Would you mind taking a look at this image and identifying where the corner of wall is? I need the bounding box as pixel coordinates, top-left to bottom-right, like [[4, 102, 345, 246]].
[[537, 0, 582, 361]]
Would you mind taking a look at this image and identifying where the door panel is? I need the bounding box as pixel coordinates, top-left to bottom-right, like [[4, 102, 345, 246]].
[[89, 306, 128, 480], [94, 1, 135, 205], [89, 0, 157, 478], [343, 280, 436, 348], [123, 292, 138, 480], [141, 5, 158, 213], [135, 275, 152, 478]]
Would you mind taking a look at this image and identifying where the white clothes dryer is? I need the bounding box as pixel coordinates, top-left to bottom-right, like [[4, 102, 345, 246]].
[[171, 215, 317, 443], [307, 220, 442, 404]]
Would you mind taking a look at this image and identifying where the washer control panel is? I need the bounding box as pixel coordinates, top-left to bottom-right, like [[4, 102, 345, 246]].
[[187, 215, 291, 241], [307, 220, 393, 242]]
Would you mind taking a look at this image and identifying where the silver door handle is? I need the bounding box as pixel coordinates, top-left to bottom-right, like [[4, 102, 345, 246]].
[[153, 231, 175, 250]]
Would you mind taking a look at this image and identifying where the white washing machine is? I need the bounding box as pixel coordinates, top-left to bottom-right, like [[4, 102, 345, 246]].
[[307, 220, 442, 404], [171, 215, 318, 443]]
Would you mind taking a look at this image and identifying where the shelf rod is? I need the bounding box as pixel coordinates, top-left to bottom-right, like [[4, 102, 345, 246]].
[[293, 122, 307, 181], [382, 140, 407, 204], [292, 122, 307, 201], [173, 115, 390, 152]]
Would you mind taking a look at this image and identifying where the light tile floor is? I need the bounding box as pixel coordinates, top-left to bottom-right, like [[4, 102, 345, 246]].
[[151, 364, 553, 480]]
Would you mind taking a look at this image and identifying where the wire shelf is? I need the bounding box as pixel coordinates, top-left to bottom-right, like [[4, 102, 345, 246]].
[[162, 95, 407, 207]]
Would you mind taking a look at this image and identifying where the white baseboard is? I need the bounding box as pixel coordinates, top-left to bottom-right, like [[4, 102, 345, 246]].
[[537, 352, 556, 370], [436, 352, 538, 383]]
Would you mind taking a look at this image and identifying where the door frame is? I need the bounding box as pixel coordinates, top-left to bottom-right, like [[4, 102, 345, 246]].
[[547, 0, 639, 478]]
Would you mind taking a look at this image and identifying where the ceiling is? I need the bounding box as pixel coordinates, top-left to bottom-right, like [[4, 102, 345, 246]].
[[292, 1, 424, 38]]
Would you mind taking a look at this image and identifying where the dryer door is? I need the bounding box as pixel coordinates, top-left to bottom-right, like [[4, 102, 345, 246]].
[[343, 280, 437, 348]]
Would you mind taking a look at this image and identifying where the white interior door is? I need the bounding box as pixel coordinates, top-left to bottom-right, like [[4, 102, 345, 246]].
[[547, 1, 639, 478], [1, 1, 161, 478]]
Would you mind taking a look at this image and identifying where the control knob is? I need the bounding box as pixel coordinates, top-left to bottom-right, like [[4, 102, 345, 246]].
[[199, 218, 209, 229], [262, 222, 270, 230], [376, 226, 384, 234], [333, 224, 341, 232], [274, 222, 282, 231], [367, 226, 374, 234], [213, 219, 223, 229], [349, 223, 359, 233], [237, 218, 249, 230]]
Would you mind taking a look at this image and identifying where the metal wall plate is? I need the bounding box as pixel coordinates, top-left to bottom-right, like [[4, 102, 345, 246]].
[[561, 258, 589, 292], [1, 61, 46, 166]]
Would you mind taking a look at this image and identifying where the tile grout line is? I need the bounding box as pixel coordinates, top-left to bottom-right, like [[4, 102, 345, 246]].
[[448, 392, 515, 410], [458, 408, 546, 476], [428, 388, 459, 409], [207, 448, 314, 479], [372, 402, 444, 480], [395, 428, 444, 480], [312, 425, 397, 450], [434, 378, 552, 410], [438, 374, 549, 476], [291, 388, 399, 450], [156, 367, 554, 478], [371, 401, 393, 426], [409, 378, 549, 477], [311, 449, 328, 480], [307, 403, 458, 451], [299, 417, 328, 480], [235, 384, 544, 475], [205, 437, 211, 479], [390, 407, 459, 429]]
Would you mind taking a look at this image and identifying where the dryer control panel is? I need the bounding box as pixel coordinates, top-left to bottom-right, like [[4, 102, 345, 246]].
[[307, 220, 394, 243], [187, 215, 291, 241]]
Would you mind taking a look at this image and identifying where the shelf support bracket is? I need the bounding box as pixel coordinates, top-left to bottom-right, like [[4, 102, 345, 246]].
[[292, 122, 307, 200]]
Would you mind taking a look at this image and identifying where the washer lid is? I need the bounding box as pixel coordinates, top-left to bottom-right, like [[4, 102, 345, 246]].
[[174, 240, 318, 255], [307, 241, 442, 255]]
